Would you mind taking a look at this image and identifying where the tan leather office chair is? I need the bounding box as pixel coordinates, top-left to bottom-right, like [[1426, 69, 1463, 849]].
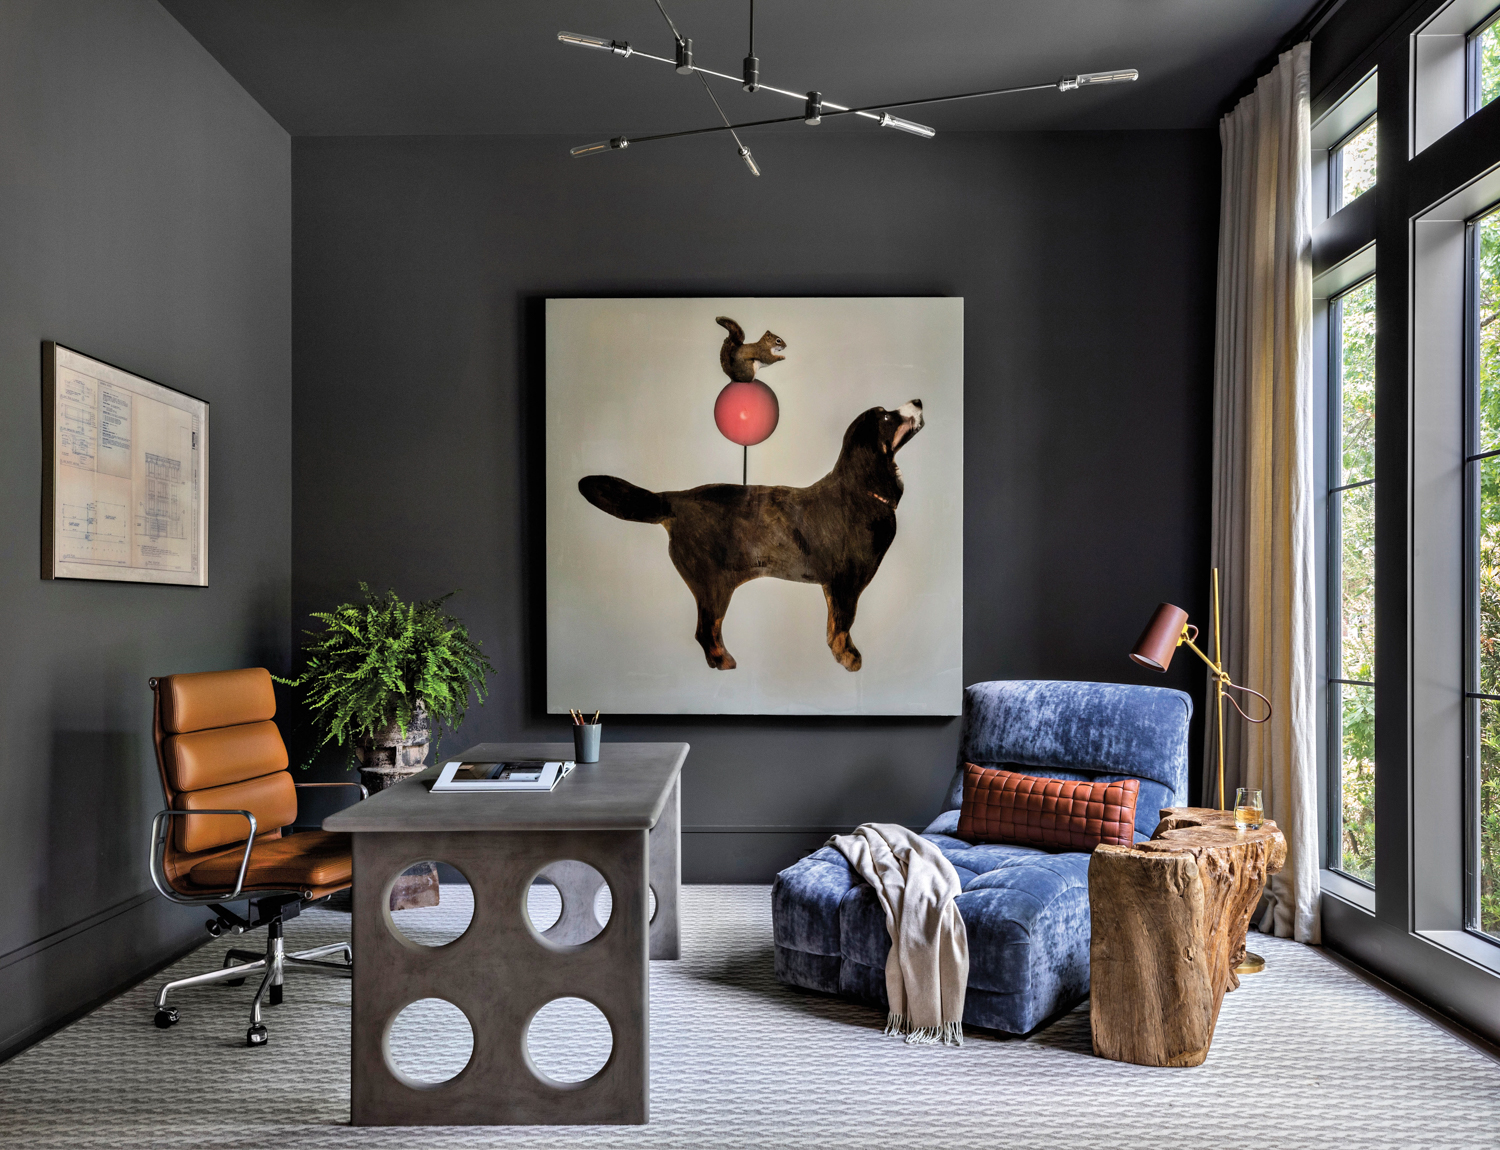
[[147, 667, 363, 1047]]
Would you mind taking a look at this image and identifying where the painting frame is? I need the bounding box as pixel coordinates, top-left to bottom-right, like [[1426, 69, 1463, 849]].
[[545, 296, 963, 717], [42, 341, 209, 586]]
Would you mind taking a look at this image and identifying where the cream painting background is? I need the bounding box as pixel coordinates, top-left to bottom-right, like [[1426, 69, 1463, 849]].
[[546, 297, 963, 715]]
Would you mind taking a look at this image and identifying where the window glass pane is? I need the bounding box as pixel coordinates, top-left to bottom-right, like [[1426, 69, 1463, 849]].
[[1339, 482, 1376, 680], [1340, 278, 1377, 483], [1480, 457, 1500, 697], [1479, 701, 1500, 936], [1477, 17, 1500, 114], [1336, 118, 1377, 210], [1330, 275, 1376, 887], [1479, 210, 1500, 453], [1337, 682, 1376, 882]]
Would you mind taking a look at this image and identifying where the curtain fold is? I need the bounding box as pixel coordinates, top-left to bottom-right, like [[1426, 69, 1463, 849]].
[[1210, 41, 1320, 944]]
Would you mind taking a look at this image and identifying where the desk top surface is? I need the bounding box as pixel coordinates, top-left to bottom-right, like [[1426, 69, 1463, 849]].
[[322, 742, 689, 833]]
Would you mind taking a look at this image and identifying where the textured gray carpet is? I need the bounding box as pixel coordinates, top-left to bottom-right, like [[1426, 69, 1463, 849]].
[[2, 885, 1498, 1149]]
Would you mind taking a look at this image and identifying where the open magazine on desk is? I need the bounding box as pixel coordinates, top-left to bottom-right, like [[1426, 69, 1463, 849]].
[[431, 760, 575, 792]]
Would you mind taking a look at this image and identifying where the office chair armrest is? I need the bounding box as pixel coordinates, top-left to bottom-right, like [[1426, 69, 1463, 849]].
[[149, 809, 258, 905], [294, 780, 369, 800]]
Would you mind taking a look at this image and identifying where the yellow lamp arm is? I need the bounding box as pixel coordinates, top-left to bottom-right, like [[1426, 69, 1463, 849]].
[[1177, 629, 1272, 723]]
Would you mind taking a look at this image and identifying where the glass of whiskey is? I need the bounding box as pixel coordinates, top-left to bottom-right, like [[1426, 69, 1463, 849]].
[[1234, 787, 1264, 831]]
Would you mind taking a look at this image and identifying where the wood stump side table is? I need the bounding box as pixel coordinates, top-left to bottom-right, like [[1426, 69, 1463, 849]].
[[1088, 807, 1287, 1067]]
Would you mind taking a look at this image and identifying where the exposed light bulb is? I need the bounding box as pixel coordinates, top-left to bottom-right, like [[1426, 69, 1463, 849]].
[[570, 137, 630, 157], [878, 113, 936, 139], [739, 145, 761, 176], [1058, 68, 1138, 91], [557, 31, 633, 56]]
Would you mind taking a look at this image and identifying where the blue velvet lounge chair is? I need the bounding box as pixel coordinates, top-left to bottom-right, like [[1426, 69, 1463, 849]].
[[771, 679, 1192, 1035]]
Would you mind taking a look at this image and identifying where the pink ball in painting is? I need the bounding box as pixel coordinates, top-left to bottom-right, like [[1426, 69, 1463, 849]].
[[714, 380, 780, 446]]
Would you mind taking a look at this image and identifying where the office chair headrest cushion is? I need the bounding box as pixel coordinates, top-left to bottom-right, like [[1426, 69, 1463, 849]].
[[160, 668, 276, 734]]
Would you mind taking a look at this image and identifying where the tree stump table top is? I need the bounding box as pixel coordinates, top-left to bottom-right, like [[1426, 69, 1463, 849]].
[[1088, 807, 1287, 1067]]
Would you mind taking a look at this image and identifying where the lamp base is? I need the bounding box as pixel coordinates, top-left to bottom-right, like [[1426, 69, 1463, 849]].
[[1234, 950, 1266, 975]]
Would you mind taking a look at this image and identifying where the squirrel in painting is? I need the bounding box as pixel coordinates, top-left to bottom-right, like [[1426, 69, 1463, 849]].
[[716, 316, 787, 382]]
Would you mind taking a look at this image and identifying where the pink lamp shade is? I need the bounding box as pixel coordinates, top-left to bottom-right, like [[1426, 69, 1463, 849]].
[[1129, 602, 1191, 671]]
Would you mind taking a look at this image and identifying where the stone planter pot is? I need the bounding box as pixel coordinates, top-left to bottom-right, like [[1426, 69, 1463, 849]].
[[353, 702, 439, 911], [354, 702, 432, 795]]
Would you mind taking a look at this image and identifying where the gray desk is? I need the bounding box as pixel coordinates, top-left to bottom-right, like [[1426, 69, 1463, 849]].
[[324, 741, 687, 1127]]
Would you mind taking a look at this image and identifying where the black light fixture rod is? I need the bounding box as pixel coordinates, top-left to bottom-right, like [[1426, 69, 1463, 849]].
[[696, 70, 760, 174], [593, 80, 1077, 149], [853, 80, 1061, 111], [652, 0, 685, 43], [564, 41, 1047, 126], [691, 64, 873, 115], [622, 113, 813, 146], [697, 71, 744, 151]]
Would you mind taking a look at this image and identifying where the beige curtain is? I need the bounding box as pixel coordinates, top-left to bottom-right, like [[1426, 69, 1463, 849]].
[[1210, 41, 1320, 944]]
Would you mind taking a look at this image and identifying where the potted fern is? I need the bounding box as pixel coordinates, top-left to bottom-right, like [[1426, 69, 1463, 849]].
[[278, 584, 494, 795]]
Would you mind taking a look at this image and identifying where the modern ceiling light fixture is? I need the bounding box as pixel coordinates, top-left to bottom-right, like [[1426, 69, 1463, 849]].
[[560, 0, 1139, 176]]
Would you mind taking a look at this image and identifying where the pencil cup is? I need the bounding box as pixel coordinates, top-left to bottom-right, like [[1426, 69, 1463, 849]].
[[573, 723, 601, 764]]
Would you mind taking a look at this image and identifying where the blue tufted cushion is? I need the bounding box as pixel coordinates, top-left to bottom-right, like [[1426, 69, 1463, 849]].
[[772, 834, 1095, 1033]]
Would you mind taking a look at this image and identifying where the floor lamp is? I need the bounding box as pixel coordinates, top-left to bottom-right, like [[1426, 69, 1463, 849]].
[[1129, 568, 1273, 973]]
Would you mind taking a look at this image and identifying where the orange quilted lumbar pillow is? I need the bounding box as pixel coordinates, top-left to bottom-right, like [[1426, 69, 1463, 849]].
[[956, 763, 1139, 851]]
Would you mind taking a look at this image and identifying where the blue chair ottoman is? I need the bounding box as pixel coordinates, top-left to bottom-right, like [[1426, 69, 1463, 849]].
[[772, 679, 1192, 1035]]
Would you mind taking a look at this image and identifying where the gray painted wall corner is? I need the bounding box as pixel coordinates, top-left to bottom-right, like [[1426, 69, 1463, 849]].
[[0, 0, 293, 1058]]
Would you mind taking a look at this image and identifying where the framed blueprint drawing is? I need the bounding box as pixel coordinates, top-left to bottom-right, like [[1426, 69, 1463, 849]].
[[42, 342, 208, 586]]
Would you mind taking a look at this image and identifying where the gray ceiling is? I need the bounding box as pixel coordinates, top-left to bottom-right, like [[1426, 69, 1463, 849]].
[[160, 0, 1318, 137]]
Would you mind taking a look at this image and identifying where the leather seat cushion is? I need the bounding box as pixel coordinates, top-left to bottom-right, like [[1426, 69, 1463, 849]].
[[189, 830, 352, 890]]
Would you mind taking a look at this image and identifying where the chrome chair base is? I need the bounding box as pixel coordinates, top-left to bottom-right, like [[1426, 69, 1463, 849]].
[[153, 912, 352, 1047]]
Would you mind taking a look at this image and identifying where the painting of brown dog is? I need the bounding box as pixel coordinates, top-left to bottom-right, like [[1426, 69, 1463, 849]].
[[545, 296, 962, 716], [580, 401, 924, 671]]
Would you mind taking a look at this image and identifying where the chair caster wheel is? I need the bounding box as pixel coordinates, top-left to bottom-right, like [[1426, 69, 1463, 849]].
[[269, 983, 283, 1007], [222, 960, 247, 988], [246, 1024, 268, 1047], [154, 1008, 179, 1029]]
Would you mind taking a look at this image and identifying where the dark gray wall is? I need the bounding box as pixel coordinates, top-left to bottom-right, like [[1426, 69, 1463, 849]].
[[0, 1, 291, 1058], [292, 129, 1219, 880]]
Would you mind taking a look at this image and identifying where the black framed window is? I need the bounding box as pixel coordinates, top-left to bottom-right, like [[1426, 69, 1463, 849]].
[[1467, 205, 1500, 939], [1329, 275, 1377, 885], [1470, 8, 1500, 115], [1330, 116, 1377, 215]]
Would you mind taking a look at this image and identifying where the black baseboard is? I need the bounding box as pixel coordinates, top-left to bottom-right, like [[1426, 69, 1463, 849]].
[[683, 828, 849, 882], [0, 893, 206, 1064]]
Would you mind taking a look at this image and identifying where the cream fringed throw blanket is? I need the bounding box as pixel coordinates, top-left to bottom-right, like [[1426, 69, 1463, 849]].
[[828, 823, 969, 1046]]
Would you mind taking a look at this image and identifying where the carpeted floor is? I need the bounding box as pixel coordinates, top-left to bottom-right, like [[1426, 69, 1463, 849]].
[[2, 885, 1499, 1149]]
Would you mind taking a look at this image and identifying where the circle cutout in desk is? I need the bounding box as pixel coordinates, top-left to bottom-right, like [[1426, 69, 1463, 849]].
[[386, 861, 473, 948], [528, 861, 609, 943], [385, 997, 473, 1086], [528, 876, 562, 932], [594, 883, 657, 926], [526, 997, 613, 1084]]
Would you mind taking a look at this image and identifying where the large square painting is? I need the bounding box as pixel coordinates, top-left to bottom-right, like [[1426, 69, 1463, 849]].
[[546, 297, 962, 715]]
